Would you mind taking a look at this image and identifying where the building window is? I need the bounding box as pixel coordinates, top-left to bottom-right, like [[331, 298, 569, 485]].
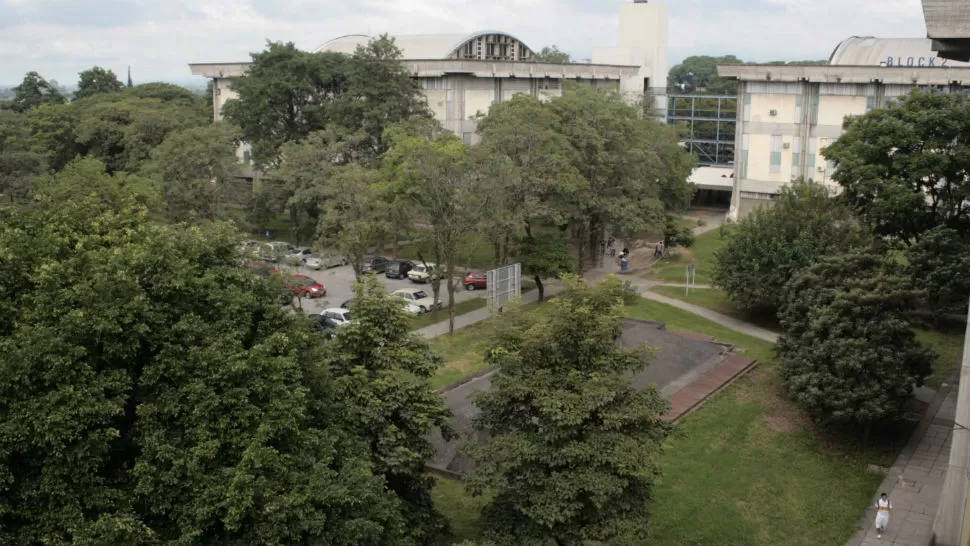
[[792, 136, 801, 172], [811, 94, 820, 124], [770, 135, 782, 174], [866, 95, 875, 112], [826, 158, 836, 176], [808, 137, 817, 170], [743, 94, 751, 122], [741, 134, 750, 179], [462, 132, 472, 145]]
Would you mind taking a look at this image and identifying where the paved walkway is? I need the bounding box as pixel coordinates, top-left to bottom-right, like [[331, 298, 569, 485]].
[[846, 381, 956, 546], [641, 289, 779, 343], [415, 283, 563, 339]]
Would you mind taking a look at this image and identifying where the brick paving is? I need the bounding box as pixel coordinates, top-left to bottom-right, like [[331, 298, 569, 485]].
[[664, 353, 757, 422]]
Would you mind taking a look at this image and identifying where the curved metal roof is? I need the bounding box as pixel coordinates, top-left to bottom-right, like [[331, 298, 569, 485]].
[[315, 31, 536, 61], [829, 36, 970, 66]]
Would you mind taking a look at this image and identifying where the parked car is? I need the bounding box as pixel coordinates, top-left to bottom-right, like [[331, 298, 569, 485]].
[[391, 288, 440, 313], [315, 314, 338, 339], [385, 260, 414, 279], [462, 270, 487, 291], [340, 298, 353, 309], [285, 274, 327, 298], [305, 252, 348, 270], [407, 263, 437, 284], [290, 247, 313, 260], [259, 241, 295, 262], [362, 256, 389, 273], [321, 308, 353, 326]]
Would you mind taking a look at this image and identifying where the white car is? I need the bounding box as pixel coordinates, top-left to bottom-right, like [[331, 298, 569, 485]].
[[320, 308, 353, 326], [407, 263, 437, 284], [305, 252, 347, 271], [391, 288, 440, 314]]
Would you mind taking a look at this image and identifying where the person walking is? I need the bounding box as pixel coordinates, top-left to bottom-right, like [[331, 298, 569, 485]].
[[874, 492, 892, 539], [607, 237, 616, 257]]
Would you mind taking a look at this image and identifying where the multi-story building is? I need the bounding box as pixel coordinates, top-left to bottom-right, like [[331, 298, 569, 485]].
[[189, 0, 668, 168], [717, 37, 970, 220]]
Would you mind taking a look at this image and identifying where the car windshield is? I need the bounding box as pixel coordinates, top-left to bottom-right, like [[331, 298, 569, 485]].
[[299, 278, 316, 286], [412, 291, 428, 299], [413, 266, 426, 273], [339, 311, 350, 320]]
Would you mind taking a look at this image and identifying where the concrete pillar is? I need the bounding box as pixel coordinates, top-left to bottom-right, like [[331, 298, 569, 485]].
[[933, 294, 970, 545], [727, 81, 745, 221]]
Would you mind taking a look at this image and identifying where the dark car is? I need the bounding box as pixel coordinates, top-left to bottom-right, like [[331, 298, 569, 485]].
[[385, 260, 415, 279], [362, 256, 389, 274], [315, 314, 338, 339], [462, 270, 487, 291], [340, 298, 353, 309]]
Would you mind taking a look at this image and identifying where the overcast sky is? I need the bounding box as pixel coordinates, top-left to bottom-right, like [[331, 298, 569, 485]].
[[0, 0, 927, 87]]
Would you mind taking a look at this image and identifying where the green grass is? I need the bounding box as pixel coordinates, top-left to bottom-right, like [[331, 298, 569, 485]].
[[397, 232, 498, 270], [409, 298, 487, 331], [641, 226, 734, 285], [649, 286, 783, 333], [647, 287, 964, 391], [428, 318, 501, 390], [431, 297, 895, 546], [430, 476, 490, 543], [914, 327, 964, 389]]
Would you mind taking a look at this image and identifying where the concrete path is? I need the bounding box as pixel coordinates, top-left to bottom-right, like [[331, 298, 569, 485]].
[[845, 380, 957, 546], [415, 283, 563, 339], [641, 290, 779, 343]]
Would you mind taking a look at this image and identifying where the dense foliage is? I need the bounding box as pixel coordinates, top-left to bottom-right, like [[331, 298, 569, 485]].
[[825, 89, 970, 244], [777, 252, 933, 427], [74, 66, 125, 100], [0, 163, 425, 544], [712, 182, 869, 313], [905, 226, 970, 315], [467, 277, 672, 545]]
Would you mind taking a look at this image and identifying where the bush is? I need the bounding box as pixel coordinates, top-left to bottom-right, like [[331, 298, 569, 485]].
[[712, 182, 870, 313]]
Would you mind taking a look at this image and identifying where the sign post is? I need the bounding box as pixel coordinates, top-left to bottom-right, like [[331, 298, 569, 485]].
[[686, 263, 696, 296]]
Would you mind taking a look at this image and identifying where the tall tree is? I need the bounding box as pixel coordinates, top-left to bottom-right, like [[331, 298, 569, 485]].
[[342, 35, 431, 156], [384, 125, 487, 333], [905, 226, 970, 316], [326, 275, 451, 545], [825, 89, 970, 244], [0, 160, 406, 544], [74, 66, 125, 100], [712, 182, 870, 313], [534, 45, 571, 64], [223, 41, 350, 166], [550, 84, 694, 273], [5, 71, 66, 113], [778, 251, 933, 429], [467, 276, 672, 545], [142, 123, 242, 222], [316, 164, 389, 277]]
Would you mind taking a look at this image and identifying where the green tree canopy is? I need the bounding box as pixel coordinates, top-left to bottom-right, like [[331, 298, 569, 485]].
[[668, 55, 742, 93], [5, 71, 66, 113], [74, 66, 125, 100], [534, 45, 571, 64], [825, 89, 970, 244], [466, 276, 672, 546], [0, 160, 409, 544], [905, 225, 970, 315], [326, 275, 451, 544], [778, 251, 933, 427], [0, 109, 47, 201], [142, 122, 242, 222], [712, 182, 870, 313]]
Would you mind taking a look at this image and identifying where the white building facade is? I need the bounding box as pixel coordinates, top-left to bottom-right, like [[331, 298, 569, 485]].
[[189, 1, 668, 158], [718, 37, 970, 220]]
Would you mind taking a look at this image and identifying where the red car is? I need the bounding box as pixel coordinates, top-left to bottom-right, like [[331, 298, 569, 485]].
[[462, 270, 487, 291], [286, 274, 327, 298]]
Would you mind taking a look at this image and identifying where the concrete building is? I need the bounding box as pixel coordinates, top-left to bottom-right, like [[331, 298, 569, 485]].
[[189, 1, 668, 158], [717, 37, 970, 220], [924, 0, 970, 61]]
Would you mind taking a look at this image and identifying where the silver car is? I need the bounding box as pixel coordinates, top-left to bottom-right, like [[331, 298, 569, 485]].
[[304, 252, 348, 270]]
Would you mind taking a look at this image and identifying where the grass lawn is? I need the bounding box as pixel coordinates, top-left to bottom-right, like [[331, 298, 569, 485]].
[[431, 297, 894, 546], [914, 327, 965, 389], [640, 225, 734, 285], [427, 317, 500, 390], [409, 298, 487, 331], [649, 286, 783, 333], [648, 287, 964, 392], [430, 476, 490, 544]]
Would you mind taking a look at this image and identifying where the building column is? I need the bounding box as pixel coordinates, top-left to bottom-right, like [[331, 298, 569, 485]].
[[728, 81, 746, 221]]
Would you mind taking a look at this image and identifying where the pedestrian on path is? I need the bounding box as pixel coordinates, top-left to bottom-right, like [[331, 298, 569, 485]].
[[874, 492, 892, 539], [600, 239, 607, 255], [607, 237, 616, 257]]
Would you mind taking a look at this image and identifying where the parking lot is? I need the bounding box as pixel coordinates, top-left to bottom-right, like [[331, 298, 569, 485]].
[[290, 262, 486, 316]]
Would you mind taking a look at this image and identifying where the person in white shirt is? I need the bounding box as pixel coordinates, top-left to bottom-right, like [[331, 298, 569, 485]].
[[874, 492, 892, 539]]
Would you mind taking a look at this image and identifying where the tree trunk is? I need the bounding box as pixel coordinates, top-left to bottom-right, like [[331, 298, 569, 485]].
[[493, 239, 501, 267], [502, 232, 510, 265], [535, 275, 544, 302], [576, 222, 586, 278], [447, 257, 456, 335]]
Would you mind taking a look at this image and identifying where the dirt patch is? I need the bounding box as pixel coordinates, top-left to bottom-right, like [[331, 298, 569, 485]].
[[763, 412, 809, 434]]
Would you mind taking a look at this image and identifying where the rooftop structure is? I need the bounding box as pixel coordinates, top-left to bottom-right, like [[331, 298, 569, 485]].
[[923, 0, 970, 61]]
